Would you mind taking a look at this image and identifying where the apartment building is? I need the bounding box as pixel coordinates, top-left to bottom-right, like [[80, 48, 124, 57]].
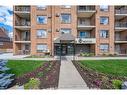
[[0, 28, 13, 53], [13, 5, 127, 56]]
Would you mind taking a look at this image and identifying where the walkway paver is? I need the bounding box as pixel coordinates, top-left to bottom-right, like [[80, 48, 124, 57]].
[[58, 56, 88, 89]]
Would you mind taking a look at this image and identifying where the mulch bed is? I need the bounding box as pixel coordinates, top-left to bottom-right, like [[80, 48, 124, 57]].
[[10, 60, 61, 89], [73, 61, 127, 89]]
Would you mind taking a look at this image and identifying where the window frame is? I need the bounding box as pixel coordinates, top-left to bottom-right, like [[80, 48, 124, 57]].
[[37, 29, 47, 38], [61, 5, 71, 9], [100, 5, 109, 11], [100, 16, 109, 25], [37, 15, 47, 24], [60, 13, 71, 24], [100, 44, 109, 53], [36, 5, 47, 10], [100, 30, 109, 38], [79, 31, 90, 38], [36, 44, 48, 53]]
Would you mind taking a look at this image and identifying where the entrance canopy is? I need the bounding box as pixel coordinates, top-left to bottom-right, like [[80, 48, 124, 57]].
[[54, 33, 75, 43]]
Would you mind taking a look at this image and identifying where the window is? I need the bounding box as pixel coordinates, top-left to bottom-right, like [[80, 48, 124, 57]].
[[61, 14, 71, 23], [0, 42, 3, 46], [100, 5, 109, 11], [61, 28, 71, 34], [37, 16, 47, 24], [79, 31, 90, 38], [62, 5, 71, 8], [37, 44, 48, 52], [36, 5, 47, 10], [100, 30, 109, 38], [100, 44, 109, 52], [37, 29, 47, 38], [100, 17, 109, 25]]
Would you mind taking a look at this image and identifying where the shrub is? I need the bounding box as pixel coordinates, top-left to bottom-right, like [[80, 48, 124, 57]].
[[101, 76, 110, 88], [24, 78, 40, 89], [89, 53, 95, 56], [108, 54, 114, 57], [80, 53, 95, 57], [102, 53, 107, 56], [114, 53, 118, 56], [45, 68, 51, 72], [93, 80, 101, 87], [80, 53, 84, 56], [84, 53, 89, 57], [37, 72, 44, 77], [112, 79, 123, 89]]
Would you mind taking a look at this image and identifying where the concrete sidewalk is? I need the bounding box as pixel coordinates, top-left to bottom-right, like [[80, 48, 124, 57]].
[[1, 53, 127, 60], [75, 56, 127, 60], [58, 56, 88, 89], [0, 53, 29, 59]]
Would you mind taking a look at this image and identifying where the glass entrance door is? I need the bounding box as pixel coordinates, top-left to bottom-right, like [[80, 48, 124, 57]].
[[54, 43, 74, 56], [67, 44, 74, 55], [61, 44, 67, 55]]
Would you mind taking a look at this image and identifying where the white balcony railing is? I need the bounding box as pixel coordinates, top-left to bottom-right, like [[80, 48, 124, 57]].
[[115, 37, 127, 41], [78, 6, 95, 12], [115, 10, 127, 14], [15, 20, 31, 26], [115, 6, 127, 14], [115, 49, 127, 55], [15, 6, 30, 12], [78, 24, 95, 27], [115, 22, 127, 28]]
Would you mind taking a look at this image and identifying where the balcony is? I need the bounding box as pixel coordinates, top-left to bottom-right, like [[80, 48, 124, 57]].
[[115, 38, 127, 43], [77, 18, 95, 30], [15, 32, 31, 43], [17, 50, 30, 55], [14, 6, 30, 13], [115, 9, 127, 15], [14, 6, 30, 23], [77, 6, 96, 17], [15, 20, 30, 26], [78, 24, 95, 30], [14, 41, 31, 44], [76, 37, 96, 44], [15, 20, 31, 30], [115, 49, 127, 55], [15, 37, 31, 41], [115, 6, 127, 20], [115, 22, 127, 31]]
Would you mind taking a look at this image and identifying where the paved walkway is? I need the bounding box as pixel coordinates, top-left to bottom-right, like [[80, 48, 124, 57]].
[[0, 53, 29, 59], [58, 56, 88, 89]]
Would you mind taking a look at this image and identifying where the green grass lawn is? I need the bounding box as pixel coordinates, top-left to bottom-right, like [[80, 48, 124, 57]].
[[80, 60, 127, 77], [6, 60, 45, 77]]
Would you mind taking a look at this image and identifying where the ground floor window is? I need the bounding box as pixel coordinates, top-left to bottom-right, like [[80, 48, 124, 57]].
[[37, 44, 48, 52], [100, 44, 109, 52]]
